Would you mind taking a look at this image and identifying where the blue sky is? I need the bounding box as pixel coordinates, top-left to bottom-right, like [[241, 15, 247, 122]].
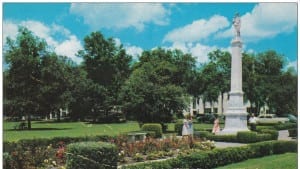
[[2, 2, 298, 70]]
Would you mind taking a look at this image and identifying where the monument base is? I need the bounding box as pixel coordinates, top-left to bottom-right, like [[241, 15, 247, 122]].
[[217, 108, 249, 135]]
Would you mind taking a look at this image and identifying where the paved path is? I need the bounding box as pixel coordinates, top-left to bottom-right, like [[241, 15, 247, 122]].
[[214, 142, 246, 148]]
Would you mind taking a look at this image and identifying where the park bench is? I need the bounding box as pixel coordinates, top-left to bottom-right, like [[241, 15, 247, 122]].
[[127, 132, 147, 142]]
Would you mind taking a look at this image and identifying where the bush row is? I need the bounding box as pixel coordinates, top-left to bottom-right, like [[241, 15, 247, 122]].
[[120, 140, 297, 169], [4, 135, 114, 153], [194, 130, 278, 143], [66, 141, 118, 169], [288, 128, 297, 137]]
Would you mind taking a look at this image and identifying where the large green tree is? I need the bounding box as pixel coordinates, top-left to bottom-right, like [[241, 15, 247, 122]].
[[120, 48, 193, 123], [77, 31, 132, 116], [4, 27, 46, 129], [39, 54, 74, 121]]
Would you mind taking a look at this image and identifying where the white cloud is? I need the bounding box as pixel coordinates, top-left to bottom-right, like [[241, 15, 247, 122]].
[[114, 38, 143, 61], [55, 36, 83, 63], [125, 45, 143, 61], [216, 3, 297, 42], [163, 42, 219, 64], [163, 15, 229, 43], [287, 60, 298, 72], [3, 21, 18, 44], [3, 20, 83, 64], [70, 3, 170, 31]]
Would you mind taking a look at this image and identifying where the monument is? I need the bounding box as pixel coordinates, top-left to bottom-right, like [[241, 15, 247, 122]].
[[218, 13, 249, 135]]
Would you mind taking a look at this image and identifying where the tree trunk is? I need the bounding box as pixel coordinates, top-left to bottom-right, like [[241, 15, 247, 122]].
[[221, 93, 224, 114], [27, 114, 31, 130], [56, 110, 61, 122]]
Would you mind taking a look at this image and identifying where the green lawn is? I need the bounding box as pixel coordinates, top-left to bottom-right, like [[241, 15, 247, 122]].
[[4, 121, 141, 142], [4, 120, 217, 142], [216, 153, 297, 169]]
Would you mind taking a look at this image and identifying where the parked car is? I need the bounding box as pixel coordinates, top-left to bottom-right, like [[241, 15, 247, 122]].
[[256, 114, 289, 124], [196, 113, 216, 123], [280, 114, 297, 123]]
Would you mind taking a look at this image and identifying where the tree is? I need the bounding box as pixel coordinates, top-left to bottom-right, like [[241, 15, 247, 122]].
[[77, 31, 132, 117], [4, 27, 46, 129], [39, 54, 74, 121], [255, 50, 285, 114], [68, 66, 107, 121], [120, 48, 192, 123]]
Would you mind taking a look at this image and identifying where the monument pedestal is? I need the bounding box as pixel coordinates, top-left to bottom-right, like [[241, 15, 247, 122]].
[[218, 24, 249, 135]]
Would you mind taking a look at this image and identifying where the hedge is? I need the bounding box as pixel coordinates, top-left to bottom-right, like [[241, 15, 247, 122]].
[[274, 123, 297, 130], [121, 140, 297, 169], [66, 141, 118, 169], [194, 130, 276, 143], [174, 121, 183, 136], [141, 123, 162, 138], [4, 135, 114, 153], [288, 129, 297, 137], [260, 129, 279, 140]]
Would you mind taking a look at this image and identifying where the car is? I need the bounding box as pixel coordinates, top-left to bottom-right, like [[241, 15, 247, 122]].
[[256, 114, 289, 124], [279, 114, 297, 123]]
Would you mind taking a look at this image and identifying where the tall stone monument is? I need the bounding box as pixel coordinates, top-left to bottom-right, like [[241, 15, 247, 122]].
[[219, 13, 249, 135]]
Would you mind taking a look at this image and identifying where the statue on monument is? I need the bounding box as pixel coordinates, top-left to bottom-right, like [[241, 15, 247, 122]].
[[232, 13, 241, 38]]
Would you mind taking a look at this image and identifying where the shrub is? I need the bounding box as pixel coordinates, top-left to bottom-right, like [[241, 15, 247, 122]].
[[237, 131, 258, 143], [66, 141, 117, 169], [288, 128, 297, 137], [194, 131, 210, 139], [273, 141, 297, 154], [256, 125, 276, 131], [274, 123, 297, 130], [120, 140, 297, 169], [174, 121, 183, 136], [208, 134, 237, 142], [260, 129, 279, 140], [248, 141, 274, 157], [141, 123, 162, 138]]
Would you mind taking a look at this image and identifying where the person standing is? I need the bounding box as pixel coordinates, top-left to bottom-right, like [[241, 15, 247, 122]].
[[212, 115, 220, 134], [182, 115, 189, 137], [249, 113, 257, 131]]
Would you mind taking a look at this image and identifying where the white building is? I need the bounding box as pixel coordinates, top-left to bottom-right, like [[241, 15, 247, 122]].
[[188, 93, 252, 116]]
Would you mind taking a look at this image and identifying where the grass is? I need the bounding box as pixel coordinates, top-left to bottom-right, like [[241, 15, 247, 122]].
[[3, 120, 218, 142], [4, 121, 140, 142], [216, 153, 297, 169]]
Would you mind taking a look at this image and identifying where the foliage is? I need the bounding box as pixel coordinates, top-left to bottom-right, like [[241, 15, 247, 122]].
[[120, 48, 195, 123], [122, 140, 297, 169], [3, 142, 65, 169], [40, 53, 74, 121], [237, 131, 262, 143], [78, 31, 132, 117], [274, 122, 297, 130], [260, 129, 279, 140], [141, 123, 163, 138], [66, 141, 118, 169], [4, 27, 47, 129], [174, 120, 183, 136], [288, 129, 297, 137]]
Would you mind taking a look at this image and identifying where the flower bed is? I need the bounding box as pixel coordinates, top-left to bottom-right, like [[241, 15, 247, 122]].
[[4, 134, 215, 168], [111, 135, 215, 165]]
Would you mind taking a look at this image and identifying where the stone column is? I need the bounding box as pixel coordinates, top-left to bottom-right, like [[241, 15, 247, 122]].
[[219, 14, 249, 135], [199, 97, 204, 114]]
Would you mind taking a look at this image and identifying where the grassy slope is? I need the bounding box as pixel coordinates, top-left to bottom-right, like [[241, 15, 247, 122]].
[[216, 153, 297, 169]]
